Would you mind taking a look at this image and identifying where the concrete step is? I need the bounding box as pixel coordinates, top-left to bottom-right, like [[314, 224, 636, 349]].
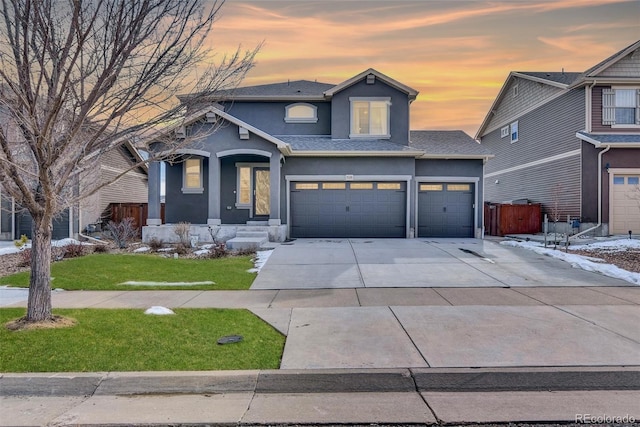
[[236, 231, 269, 239], [226, 236, 268, 251], [246, 221, 269, 226]]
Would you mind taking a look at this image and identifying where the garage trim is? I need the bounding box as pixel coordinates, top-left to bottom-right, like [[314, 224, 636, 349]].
[[415, 176, 480, 238], [608, 168, 640, 234], [286, 174, 412, 238]]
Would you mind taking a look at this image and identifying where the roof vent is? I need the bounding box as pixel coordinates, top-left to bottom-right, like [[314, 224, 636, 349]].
[[366, 74, 375, 85]]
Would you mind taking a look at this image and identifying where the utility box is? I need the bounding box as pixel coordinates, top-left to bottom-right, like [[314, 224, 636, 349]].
[[484, 202, 542, 236]]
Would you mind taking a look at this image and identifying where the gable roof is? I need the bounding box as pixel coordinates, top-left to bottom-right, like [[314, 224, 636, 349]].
[[277, 135, 423, 157], [205, 80, 334, 101], [324, 68, 419, 100], [410, 130, 493, 159], [576, 131, 640, 148], [582, 39, 640, 78], [477, 40, 640, 139]]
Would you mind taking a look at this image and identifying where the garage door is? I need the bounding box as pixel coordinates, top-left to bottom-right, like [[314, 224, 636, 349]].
[[418, 182, 474, 237], [611, 174, 640, 234], [16, 208, 71, 240], [291, 181, 406, 238]]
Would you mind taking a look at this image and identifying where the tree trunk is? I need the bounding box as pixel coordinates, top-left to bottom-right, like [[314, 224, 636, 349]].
[[26, 215, 53, 322]]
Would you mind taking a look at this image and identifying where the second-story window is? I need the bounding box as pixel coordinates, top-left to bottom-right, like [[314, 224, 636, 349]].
[[285, 103, 317, 123], [603, 88, 640, 126], [350, 97, 390, 138], [510, 121, 519, 143]]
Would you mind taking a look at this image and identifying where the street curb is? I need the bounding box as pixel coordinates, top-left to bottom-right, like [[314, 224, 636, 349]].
[[2, 367, 640, 397]]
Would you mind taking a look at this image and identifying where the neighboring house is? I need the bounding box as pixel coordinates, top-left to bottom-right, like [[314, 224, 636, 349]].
[[476, 40, 640, 236], [0, 142, 148, 241], [143, 68, 492, 244]]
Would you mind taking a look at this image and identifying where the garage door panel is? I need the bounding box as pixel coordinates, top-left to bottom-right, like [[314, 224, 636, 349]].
[[611, 174, 640, 234], [291, 181, 406, 238], [418, 183, 474, 238]]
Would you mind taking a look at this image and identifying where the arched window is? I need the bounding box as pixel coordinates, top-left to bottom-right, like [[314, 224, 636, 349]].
[[285, 103, 318, 123]]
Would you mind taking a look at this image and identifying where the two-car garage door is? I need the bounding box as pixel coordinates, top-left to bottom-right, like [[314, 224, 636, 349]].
[[290, 180, 476, 238], [290, 181, 406, 238]]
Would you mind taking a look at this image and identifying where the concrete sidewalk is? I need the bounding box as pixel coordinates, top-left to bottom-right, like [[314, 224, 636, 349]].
[[2, 369, 640, 426]]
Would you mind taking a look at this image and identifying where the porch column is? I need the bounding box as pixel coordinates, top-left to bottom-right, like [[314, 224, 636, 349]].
[[268, 154, 281, 226], [207, 156, 221, 225], [147, 160, 162, 225]]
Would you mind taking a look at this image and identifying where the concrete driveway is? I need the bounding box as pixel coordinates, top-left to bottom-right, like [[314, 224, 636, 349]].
[[251, 238, 631, 289]]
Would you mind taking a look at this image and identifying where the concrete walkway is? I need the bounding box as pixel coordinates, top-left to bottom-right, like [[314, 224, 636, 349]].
[[2, 238, 640, 425]]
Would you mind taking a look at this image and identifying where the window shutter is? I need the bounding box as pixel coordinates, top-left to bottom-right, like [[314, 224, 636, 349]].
[[636, 89, 640, 124], [602, 88, 615, 125]]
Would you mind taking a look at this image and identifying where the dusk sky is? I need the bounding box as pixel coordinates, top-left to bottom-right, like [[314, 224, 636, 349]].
[[205, 0, 640, 137]]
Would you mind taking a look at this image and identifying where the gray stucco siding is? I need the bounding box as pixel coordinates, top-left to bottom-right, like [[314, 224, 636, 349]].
[[219, 155, 269, 224], [165, 160, 209, 224], [415, 159, 484, 228], [330, 79, 410, 144], [483, 88, 585, 174], [221, 101, 331, 135]]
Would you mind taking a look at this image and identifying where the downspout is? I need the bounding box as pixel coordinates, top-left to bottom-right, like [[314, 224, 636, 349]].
[[571, 144, 611, 239]]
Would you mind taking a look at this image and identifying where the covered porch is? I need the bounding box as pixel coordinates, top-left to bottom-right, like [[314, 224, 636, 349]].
[[142, 148, 286, 245]]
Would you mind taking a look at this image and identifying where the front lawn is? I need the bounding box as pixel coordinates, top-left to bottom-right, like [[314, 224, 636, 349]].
[[0, 254, 256, 290], [0, 308, 284, 372]]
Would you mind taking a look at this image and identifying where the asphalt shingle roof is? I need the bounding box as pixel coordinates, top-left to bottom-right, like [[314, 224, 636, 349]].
[[216, 80, 334, 98], [277, 136, 419, 152], [577, 132, 640, 144], [410, 130, 492, 156], [516, 72, 582, 86]]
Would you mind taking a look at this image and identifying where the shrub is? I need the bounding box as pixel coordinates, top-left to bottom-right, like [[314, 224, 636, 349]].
[[14, 234, 28, 248], [174, 243, 190, 255], [63, 243, 86, 258], [93, 244, 110, 253], [18, 248, 31, 267], [106, 217, 137, 248], [174, 222, 191, 246], [205, 243, 227, 259], [148, 238, 164, 252]]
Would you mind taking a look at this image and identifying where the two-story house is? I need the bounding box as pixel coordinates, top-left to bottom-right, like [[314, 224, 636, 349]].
[[143, 69, 492, 244], [476, 40, 640, 236]]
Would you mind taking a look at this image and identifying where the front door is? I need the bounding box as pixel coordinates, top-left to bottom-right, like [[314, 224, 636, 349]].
[[253, 168, 270, 217]]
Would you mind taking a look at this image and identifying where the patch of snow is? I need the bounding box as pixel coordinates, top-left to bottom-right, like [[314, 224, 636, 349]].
[[247, 249, 273, 273], [194, 249, 210, 256], [144, 306, 175, 315], [158, 248, 174, 252], [134, 246, 151, 253], [52, 238, 83, 247], [0, 246, 20, 255], [120, 281, 215, 286], [200, 244, 216, 249], [570, 238, 640, 252], [501, 240, 640, 285], [1, 238, 93, 256]]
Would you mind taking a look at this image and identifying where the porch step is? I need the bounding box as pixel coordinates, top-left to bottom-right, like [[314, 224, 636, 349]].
[[226, 231, 269, 251], [246, 221, 269, 226]]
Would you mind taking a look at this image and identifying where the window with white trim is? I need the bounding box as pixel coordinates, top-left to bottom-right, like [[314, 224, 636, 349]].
[[500, 126, 509, 138], [285, 103, 318, 123], [350, 97, 390, 138], [182, 158, 203, 193], [510, 121, 519, 143], [603, 88, 640, 126]]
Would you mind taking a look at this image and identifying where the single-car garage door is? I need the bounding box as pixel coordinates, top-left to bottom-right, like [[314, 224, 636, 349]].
[[291, 181, 406, 238], [418, 182, 474, 237], [611, 174, 640, 234]]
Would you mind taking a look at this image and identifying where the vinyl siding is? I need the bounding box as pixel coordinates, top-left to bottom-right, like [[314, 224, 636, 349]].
[[594, 51, 640, 77], [485, 76, 565, 133], [481, 88, 585, 219]]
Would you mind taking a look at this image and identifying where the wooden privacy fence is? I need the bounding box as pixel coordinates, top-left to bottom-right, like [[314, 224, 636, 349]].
[[107, 203, 165, 237], [484, 202, 541, 236]]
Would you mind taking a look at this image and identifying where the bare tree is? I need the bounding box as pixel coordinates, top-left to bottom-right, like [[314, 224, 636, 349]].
[[0, 0, 259, 323]]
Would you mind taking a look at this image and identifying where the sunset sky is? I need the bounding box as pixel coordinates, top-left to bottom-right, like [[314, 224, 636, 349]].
[[204, 0, 640, 137]]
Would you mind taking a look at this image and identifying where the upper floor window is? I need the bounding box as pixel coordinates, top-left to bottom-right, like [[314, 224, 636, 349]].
[[350, 97, 390, 138], [285, 103, 317, 123], [510, 121, 519, 143], [182, 158, 203, 194], [603, 88, 640, 126]]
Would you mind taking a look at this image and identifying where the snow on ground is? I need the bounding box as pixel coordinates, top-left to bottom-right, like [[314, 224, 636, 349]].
[[247, 249, 273, 273], [0, 238, 92, 255], [194, 249, 210, 256], [133, 246, 150, 253], [120, 281, 215, 286], [570, 238, 640, 251], [501, 240, 640, 286], [144, 306, 175, 315]]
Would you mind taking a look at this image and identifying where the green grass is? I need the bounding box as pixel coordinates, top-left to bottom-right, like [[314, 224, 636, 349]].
[[0, 308, 284, 372], [0, 254, 256, 290]]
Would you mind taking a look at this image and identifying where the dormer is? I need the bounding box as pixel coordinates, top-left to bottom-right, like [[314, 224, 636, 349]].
[[325, 69, 418, 144]]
